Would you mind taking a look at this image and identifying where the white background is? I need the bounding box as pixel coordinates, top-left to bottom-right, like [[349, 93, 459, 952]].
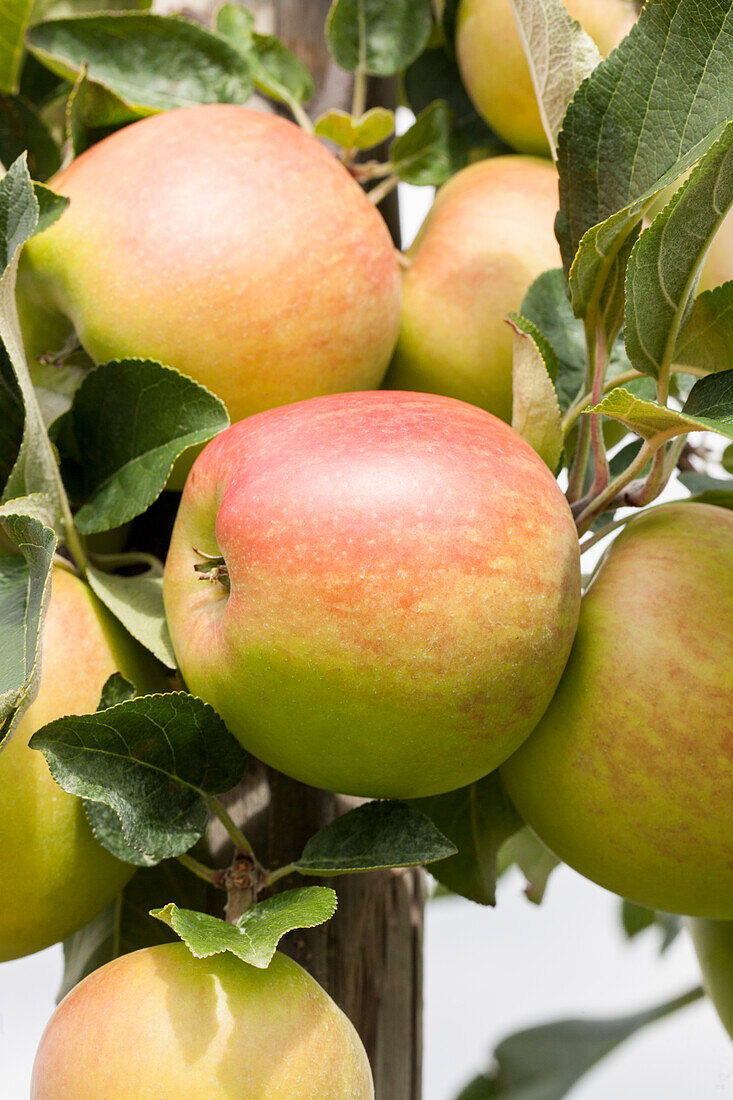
[[2, 166, 732, 1098]]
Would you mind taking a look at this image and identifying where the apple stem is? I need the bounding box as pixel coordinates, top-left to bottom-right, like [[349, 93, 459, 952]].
[[223, 852, 264, 923], [368, 173, 399, 207], [192, 547, 230, 590]]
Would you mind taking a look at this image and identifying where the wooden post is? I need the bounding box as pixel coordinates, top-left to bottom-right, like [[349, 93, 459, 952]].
[[205, 3, 422, 1096]]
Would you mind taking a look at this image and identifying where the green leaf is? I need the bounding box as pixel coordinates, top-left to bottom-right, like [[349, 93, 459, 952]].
[[295, 800, 456, 876], [673, 283, 733, 374], [55, 358, 228, 535], [404, 47, 507, 157], [0, 0, 33, 94], [501, 827, 560, 905], [326, 0, 433, 76], [0, 94, 61, 179], [390, 100, 463, 186], [152, 887, 338, 969], [455, 986, 704, 1100], [84, 799, 154, 866], [97, 672, 135, 710], [27, 13, 255, 114], [0, 507, 56, 745], [509, 314, 563, 471], [508, 0, 602, 160], [559, 0, 733, 334], [679, 470, 733, 509], [0, 338, 24, 495], [29, 692, 247, 862], [214, 6, 314, 108], [314, 106, 394, 151], [86, 563, 175, 668], [620, 899, 682, 953], [625, 123, 733, 379], [411, 773, 522, 906], [592, 371, 733, 443], [0, 157, 69, 526], [59, 855, 208, 1001]]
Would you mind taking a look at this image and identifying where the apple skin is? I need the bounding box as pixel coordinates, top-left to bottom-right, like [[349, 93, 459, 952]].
[[687, 918, 733, 1039], [384, 156, 561, 424], [163, 390, 581, 799], [0, 564, 165, 961], [502, 502, 733, 918], [456, 0, 637, 156], [31, 944, 374, 1098], [17, 104, 401, 425]]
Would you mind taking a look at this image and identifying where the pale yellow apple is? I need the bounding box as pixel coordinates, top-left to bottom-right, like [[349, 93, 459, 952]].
[[0, 564, 164, 961], [31, 945, 374, 1098], [456, 0, 637, 156], [385, 156, 561, 422]]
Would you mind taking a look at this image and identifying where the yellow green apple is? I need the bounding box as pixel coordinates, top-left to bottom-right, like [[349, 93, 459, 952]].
[[0, 564, 164, 961], [31, 944, 374, 1098], [17, 104, 402, 425], [687, 918, 733, 1039], [384, 156, 561, 423], [455, 0, 637, 156], [163, 390, 581, 799], [502, 502, 733, 918]]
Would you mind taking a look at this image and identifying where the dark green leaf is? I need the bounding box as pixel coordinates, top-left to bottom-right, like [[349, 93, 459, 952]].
[[152, 887, 338, 968], [0, 509, 56, 745], [625, 123, 733, 378], [326, 0, 433, 76], [56, 358, 228, 534], [679, 471, 733, 509], [0, 94, 61, 179], [0, 338, 24, 494], [404, 47, 507, 156], [390, 100, 463, 186], [84, 799, 154, 866], [455, 986, 704, 1100], [214, 5, 314, 106], [86, 563, 175, 668], [27, 13, 255, 114], [411, 773, 522, 906], [295, 800, 456, 875], [674, 283, 733, 374], [59, 855, 208, 1001], [29, 692, 247, 862], [97, 672, 136, 711]]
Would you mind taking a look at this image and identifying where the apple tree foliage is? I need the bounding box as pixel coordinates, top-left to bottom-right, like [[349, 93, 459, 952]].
[[1, 0, 732, 1093]]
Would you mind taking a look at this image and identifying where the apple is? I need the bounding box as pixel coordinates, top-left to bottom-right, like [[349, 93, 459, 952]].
[[455, 0, 637, 156], [17, 104, 402, 425], [163, 390, 581, 799], [0, 564, 165, 961], [384, 156, 561, 423], [687, 918, 733, 1039], [502, 502, 733, 918], [31, 944, 374, 1098]]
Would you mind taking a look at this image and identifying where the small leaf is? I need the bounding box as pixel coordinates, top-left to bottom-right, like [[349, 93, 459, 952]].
[[214, 5, 314, 107], [56, 358, 228, 534], [625, 123, 733, 379], [509, 315, 563, 471], [27, 13, 255, 115], [390, 101, 463, 186], [86, 563, 175, 668], [97, 672, 136, 711], [673, 283, 733, 374], [0, 339, 25, 495], [29, 693, 247, 862], [620, 899, 681, 953], [411, 773, 522, 906], [152, 886, 338, 969], [502, 826, 560, 905], [326, 0, 433, 76], [314, 106, 394, 151], [295, 800, 456, 876], [455, 986, 704, 1100], [592, 372, 733, 443], [59, 856, 208, 1001], [0, 94, 61, 179], [509, 0, 601, 160], [0, 508, 56, 745], [679, 470, 733, 509]]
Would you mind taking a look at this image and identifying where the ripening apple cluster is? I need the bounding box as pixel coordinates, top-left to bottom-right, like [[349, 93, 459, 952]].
[[4, 1, 732, 1094]]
